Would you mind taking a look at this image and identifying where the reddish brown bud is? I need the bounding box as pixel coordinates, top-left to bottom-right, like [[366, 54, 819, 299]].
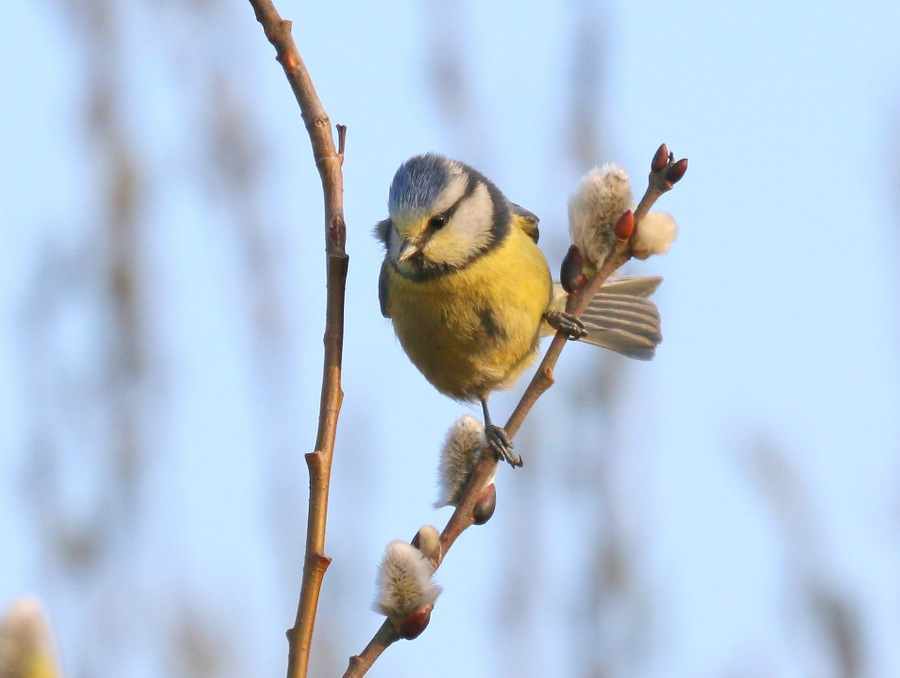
[[651, 143, 669, 172], [666, 158, 688, 184], [614, 210, 635, 240], [560, 245, 588, 293], [472, 483, 497, 525], [397, 606, 433, 640]]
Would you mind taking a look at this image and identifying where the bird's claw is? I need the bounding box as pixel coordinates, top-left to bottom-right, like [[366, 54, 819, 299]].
[[486, 424, 522, 467], [545, 311, 587, 341]]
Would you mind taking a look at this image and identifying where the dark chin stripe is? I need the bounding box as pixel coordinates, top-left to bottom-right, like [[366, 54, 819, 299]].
[[390, 251, 483, 281]]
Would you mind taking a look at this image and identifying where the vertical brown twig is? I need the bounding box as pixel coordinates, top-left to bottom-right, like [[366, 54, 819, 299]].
[[247, 3, 348, 678]]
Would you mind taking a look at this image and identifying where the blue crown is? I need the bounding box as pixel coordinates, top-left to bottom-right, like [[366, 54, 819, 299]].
[[388, 154, 454, 215]]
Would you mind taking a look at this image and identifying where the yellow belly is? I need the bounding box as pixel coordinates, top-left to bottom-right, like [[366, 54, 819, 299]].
[[386, 228, 552, 400]]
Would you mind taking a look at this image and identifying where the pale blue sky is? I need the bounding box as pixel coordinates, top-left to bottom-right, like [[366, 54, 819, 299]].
[[2, 1, 900, 677]]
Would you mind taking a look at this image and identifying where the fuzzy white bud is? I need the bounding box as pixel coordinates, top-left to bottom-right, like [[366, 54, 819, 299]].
[[568, 165, 633, 276], [632, 211, 677, 259], [413, 524, 441, 567], [435, 415, 496, 508], [0, 597, 60, 678], [374, 541, 442, 628]]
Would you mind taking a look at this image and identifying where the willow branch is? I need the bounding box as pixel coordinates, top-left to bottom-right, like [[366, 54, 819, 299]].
[[248, 3, 347, 678], [344, 146, 687, 677], [507, 145, 686, 433]]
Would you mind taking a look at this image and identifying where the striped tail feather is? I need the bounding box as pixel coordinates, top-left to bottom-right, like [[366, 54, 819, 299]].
[[556, 276, 664, 360]]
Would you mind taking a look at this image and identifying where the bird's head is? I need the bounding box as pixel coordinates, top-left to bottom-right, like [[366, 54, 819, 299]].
[[375, 154, 510, 278]]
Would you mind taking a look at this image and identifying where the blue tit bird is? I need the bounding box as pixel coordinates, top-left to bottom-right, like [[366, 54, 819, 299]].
[[375, 154, 661, 466]]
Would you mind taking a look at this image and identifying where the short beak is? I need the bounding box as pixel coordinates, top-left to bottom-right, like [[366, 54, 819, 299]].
[[397, 237, 422, 263]]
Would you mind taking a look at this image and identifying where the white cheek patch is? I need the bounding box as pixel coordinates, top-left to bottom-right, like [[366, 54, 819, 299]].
[[424, 183, 495, 267]]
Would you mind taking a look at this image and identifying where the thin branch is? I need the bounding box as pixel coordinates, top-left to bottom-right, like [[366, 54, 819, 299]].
[[344, 146, 687, 677], [343, 621, 399, 677], [247, 3, 348, 678], [506, 145, 685, 443]]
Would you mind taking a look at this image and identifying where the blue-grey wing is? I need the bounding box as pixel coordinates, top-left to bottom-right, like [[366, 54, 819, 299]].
[[378, 260, 391, 318], [509, 202, 540, 243]]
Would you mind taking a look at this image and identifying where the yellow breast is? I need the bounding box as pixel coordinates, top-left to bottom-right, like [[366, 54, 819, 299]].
[[385, 225, 552, 400]]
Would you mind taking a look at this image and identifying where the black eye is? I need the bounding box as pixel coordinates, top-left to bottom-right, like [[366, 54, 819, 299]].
[[428, 214, 446, 229]]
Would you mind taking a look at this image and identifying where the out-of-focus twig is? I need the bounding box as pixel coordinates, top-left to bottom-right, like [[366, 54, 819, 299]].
[[0, 597, 62, 678], [247, 3, 348, 678], [343, 146, 687, 678], [746, 432, 864, 678], [423, 1, 492, 167], [563, 0, 607, 170]]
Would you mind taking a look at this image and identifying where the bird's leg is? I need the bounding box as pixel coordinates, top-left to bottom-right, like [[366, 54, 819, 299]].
[[481, 398, 522, 468], [544, 310, 587, 340]]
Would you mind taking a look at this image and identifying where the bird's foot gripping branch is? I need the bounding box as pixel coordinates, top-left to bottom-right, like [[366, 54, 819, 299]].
[[347, 144, 687, 677]]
